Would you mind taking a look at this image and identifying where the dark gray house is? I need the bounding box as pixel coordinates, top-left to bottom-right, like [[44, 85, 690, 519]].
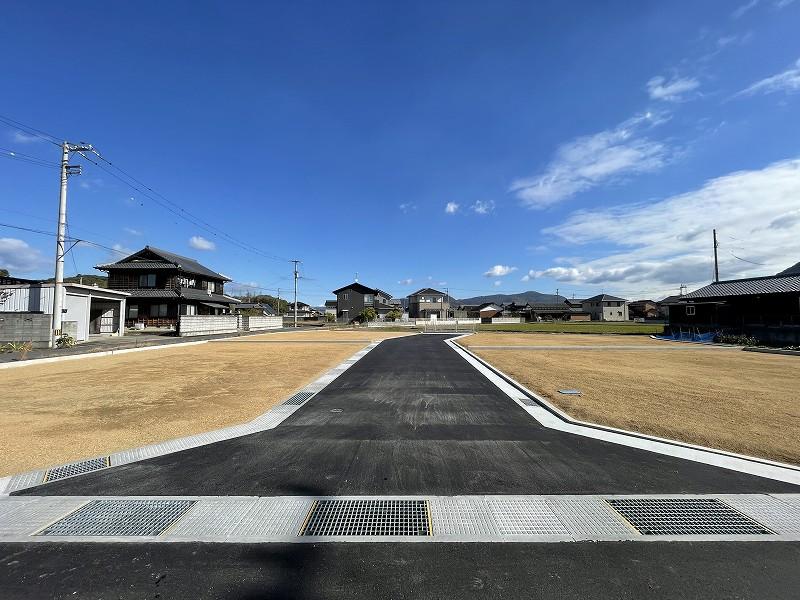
[[331, 282, 393, 322]]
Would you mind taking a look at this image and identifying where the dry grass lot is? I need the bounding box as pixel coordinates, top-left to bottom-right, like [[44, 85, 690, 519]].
[[0, 329, 409, 475], [463, 333, 800, 465]]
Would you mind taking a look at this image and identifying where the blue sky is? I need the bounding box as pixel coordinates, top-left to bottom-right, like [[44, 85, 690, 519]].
[[1, 0, 799, 305]]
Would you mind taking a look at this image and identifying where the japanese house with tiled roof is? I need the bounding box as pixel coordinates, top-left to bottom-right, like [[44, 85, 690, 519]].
[[665, 262, 800, 345], [96, 246, 239, 327]]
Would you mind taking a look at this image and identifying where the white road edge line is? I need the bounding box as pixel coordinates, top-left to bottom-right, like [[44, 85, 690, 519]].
[[446, 334, 800, 485], [1, 339, 386, 495]]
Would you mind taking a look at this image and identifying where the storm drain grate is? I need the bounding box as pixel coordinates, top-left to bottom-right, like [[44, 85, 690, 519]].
[[517, 396, 537, 407], [283, 391, 315, 406], [301, 499, 431, 536], [37, 499, 195, 537], [606, 498, 773, 536], [44, 457, 110, 482]]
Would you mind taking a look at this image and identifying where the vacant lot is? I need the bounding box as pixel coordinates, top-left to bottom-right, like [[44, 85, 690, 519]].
[[476, 322, 665, 334], [460, 332, 671, 347], [0, 330, 409, 475], [462, 334, 800, 465]]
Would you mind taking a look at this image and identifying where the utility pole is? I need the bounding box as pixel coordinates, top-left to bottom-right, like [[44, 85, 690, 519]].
[[52, 141, 91, 347], [713, 229, 720, 283], [292, 260, 300, 328], [276, 288, 281, 316]]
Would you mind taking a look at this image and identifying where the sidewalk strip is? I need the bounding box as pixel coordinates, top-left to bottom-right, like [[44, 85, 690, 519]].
[[1, 494, 798, 543]]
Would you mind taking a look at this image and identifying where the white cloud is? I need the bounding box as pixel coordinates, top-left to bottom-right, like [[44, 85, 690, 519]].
[[444, 202, 459, 214], [732, 0, 759, 18], [124, 227, 142, 236], [0, 238, 46, 273], [510, 113, 669, 208], [736, 58, 800, 97], [534, 157, 800, 297], [775, 0, 795, 8], [471, 200, 495, 215], [189, 236, 216, 251], [11, 131, 43, 144], [646, 76, 700, 102], [398, 278, 413, 285], [399, 203, 417, 213], [493, 280, 502, 287], [484, 265, 517, 277]]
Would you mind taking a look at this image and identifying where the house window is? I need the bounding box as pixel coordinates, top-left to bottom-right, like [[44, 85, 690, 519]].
[[342, 293, 349, 300], [364, 294, 374, 305], [618, 311, 622, 316], [686, 305, 696, 316], [139, 274, 156, 288], [207, 281, 216, 293], [128, 305, 138, 319], [150, 304, 168, 317]]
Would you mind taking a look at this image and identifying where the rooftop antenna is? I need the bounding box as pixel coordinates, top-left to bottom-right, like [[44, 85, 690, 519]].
[[679, 284, 687, 296]]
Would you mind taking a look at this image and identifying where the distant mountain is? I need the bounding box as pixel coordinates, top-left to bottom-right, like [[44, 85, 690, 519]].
[[44, 274, 108, 288], [455, 291, 567, 306]]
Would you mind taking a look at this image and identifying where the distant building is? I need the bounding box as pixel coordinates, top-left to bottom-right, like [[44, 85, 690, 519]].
[[235, 302, 276, 316], [324, 300, 337, 317], [407, 288, 450, 319], [332, 282, 393, 322], [628, 299, 660, 320], [96, 246, 239, 328], [581, 294, 629, 321]]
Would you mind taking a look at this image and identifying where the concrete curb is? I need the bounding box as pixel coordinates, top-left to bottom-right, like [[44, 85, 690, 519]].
[[744, 347, 800, 357]]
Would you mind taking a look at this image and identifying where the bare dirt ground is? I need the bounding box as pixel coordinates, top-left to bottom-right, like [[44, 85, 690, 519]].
[[461, 332, 674, 347], [0, 330, 410, 475], [464, 334, 800, 465]]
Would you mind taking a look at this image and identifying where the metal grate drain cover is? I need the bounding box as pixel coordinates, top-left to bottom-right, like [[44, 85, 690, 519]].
[[606, 498, 773, 536], [283, 391, 315, 406], [44, 457, 110, 483], [37, 499, 195, 537], [301, 499, 431, 536]]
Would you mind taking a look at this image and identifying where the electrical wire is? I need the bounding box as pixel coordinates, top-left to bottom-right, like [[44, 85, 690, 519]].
[[0, 114, 61, 146]]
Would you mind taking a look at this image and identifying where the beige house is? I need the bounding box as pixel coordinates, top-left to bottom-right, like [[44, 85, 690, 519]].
[[581, 294, 629, 321]]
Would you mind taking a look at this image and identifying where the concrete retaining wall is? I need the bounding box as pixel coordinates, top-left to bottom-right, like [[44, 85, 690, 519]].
[[0, 312, 52, 348], [178, 315, 239, 337], [491, 317, 523, 324], [239, 315, 282, 331]]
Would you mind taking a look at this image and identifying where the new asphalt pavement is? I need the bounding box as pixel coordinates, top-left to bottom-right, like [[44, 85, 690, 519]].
[[3, 334, 799, 598]]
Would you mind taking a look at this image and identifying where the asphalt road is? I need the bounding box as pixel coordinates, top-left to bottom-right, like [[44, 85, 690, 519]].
[[3, 541, 800, 600], [18, 334, 799, 497]]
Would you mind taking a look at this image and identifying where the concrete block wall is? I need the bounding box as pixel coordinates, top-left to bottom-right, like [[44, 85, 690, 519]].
[[491, 317, 523, 323], [0, 312, 52, 348], [240, 316, 282, 331], [178, 315, 239, 337]]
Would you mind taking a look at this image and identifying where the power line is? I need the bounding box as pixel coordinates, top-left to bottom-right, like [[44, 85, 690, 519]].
[[0, 114, 61, 146], [0, 221, 129, 257]]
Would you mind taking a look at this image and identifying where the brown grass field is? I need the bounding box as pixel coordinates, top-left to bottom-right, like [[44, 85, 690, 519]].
[[0, 330, 410, 475], [462, 333, 800, 465]]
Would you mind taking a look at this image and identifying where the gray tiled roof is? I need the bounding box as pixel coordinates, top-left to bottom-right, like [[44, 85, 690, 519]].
[[95, 261, 179, 270], [97, 246, 230, 281], [583, 294, 627, 303], [683, 274, 800, 299], [115, 289, 179, 298]]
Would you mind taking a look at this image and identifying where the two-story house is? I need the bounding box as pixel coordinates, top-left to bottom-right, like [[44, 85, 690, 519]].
[[407, 288, 450, 319], [581, 294, 629, 321], [331, 282, 393, 322], [96, 246, 240, 327]]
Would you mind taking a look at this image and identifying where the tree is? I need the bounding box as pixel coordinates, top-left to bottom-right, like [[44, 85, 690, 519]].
[[385, 309, 402, 322], [358, 307, 377, 323], [325, 313, 336, 323], [0, 269, 8, 278]]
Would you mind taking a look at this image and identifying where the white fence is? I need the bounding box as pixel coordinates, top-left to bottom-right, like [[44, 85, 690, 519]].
[[178, 315, 239, 337], [238, 315, 282, 331]]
